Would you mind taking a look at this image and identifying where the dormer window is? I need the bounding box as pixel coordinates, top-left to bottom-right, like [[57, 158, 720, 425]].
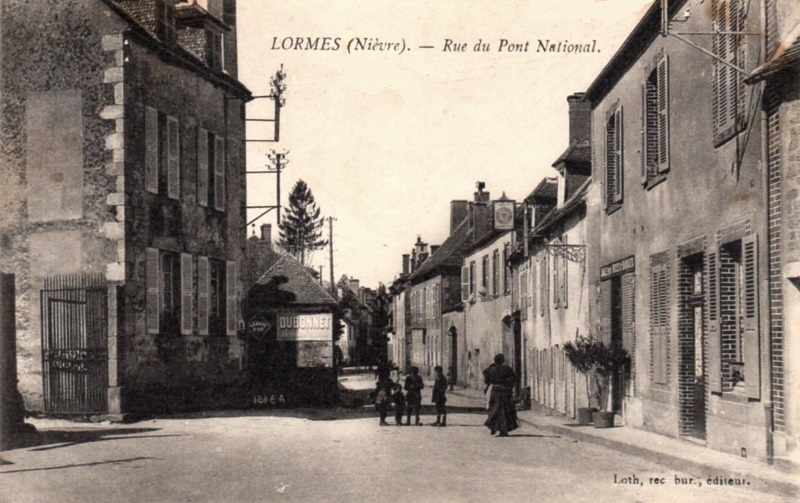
[[156, 0, 176, 45], [206, 28, 223, 70]]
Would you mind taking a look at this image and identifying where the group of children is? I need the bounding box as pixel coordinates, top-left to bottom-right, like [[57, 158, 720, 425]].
[[374, 365, 448, 427]]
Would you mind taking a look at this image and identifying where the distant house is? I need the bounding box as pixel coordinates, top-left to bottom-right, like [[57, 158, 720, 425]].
[[0, 0, 251, 416]]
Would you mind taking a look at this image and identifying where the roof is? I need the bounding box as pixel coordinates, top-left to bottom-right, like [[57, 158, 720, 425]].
[[532, 178, 591, 235], [408, 217, 472, 283], [747, 24, 800, 83], [255, 255, 337, 306], [526, 177, 558, 202], [552, 140, 592, 167]]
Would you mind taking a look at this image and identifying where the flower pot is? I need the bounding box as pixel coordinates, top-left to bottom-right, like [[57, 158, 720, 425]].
[[577, 407, 597, 425], [592, 411, 615, 428]]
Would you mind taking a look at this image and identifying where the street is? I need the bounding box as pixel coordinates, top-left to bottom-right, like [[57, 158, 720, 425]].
[[0, 376, 792, 503]]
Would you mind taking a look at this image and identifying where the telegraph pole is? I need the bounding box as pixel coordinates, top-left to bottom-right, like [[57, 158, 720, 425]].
[[328, 216, 336, 299]]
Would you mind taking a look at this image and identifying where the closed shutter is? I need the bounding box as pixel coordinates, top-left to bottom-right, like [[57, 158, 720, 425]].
[[621, 272, 635, 394], [650, 263, 669, 385], [742, 234, 760, 399], [461, 266, 469, 301], [520, 268, 527, 317], [197, 128, 208, 207], [197, 256, 209, 335], [562, 235, 568, 309], [707, 247, 722, 393], [166, 115, 180, 199], [540, 257, 547, 317], [657, 55, 670, 172], [146, 248, 160, 334], [613, 107, 624, 203], [531, 262, 537, 316], [600, 279, 612, 341], [606, 114, 617, 206], [180, 253, 193, 335], [640, 84, 648, 184], [553, 240, 560, 308], [145, 106, 159, 194], [214, 136, 226, 211], [227, 260, 238, 336]]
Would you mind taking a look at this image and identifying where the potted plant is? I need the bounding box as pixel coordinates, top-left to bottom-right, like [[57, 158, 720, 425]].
[[563, 333, 598, 425], [590, 339, 631, 428]]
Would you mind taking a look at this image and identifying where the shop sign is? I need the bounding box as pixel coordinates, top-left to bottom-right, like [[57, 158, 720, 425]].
[[600, 255, 635, 280], [277, 313, 333, 341]]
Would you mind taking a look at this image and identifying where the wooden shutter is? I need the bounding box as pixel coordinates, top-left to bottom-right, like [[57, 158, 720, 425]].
[[707, 247, 722, 393], [146, 248, 160, 334], [640, 84, 648, 185], [742, 234, 760, 399], [600, 279, 612, 342], [214, 136, 225, 211], [649, 263, 669, 385], [180, 253, 193, 335], [657, 55, 670, 173], [531, 261, 537, 316], [166, 115, 180, 199], [540, 257, 547, 317], [562, 235, 568, 309], [461, 266, 469, 301], [553, 240, 560, 308], [197, 128, 208, 207], [621, 272, 636, 393], [226, 260, 238, 336], [197, 256, 209, 335], [605, 115, 617, 206], [145, 106, 159, 194], [613, 107, 624, 203]]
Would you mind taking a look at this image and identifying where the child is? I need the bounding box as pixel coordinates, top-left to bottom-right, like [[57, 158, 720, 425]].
[[432, 365, 448, 427], [404, 366, 424, 425], [392, 383, 406, 426], [373, 377, 392, 426]]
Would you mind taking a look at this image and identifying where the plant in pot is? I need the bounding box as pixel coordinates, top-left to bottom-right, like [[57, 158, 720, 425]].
[[590, 338, 631, 429], [563, 333, 599, 425]]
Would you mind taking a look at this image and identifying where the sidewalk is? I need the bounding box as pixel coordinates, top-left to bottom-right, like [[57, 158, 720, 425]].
[[444, 383, 798, 499]]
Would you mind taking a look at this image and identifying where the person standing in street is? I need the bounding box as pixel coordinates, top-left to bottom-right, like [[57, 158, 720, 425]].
[[372, 376, 393, 426], [404, 366, 424, 425], [483, 354, 518, 437], [432, 365, 448, 427]]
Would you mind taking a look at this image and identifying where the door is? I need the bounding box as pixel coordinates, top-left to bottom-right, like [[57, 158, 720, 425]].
[[610, 276, 623, 412]]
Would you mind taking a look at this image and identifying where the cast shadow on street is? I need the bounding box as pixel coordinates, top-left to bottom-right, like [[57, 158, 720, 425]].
[[23, 428, 185, 451], [0, 456, 158, 474]]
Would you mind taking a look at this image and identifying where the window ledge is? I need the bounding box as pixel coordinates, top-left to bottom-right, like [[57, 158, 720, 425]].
[[644, 172, 668, 190]]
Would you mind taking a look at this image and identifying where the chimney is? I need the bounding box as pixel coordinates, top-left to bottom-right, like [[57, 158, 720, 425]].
[[411, 249, 417, 272], [260, 224, 272, 247], [567, 92, 591, 145], [348, 279, 360, 295], [402, 254, 410, 275], [450, 200, 468, 234]]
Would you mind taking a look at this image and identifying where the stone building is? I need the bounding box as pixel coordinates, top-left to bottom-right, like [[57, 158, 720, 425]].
[[0, 0, 252, 416], [584, 0, 771, 458]]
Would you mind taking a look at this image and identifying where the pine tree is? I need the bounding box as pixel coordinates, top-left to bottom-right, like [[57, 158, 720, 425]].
[[278, 180, 328, 266]]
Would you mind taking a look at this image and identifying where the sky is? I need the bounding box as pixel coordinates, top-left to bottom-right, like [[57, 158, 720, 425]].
[[237, 0, 654, 289]]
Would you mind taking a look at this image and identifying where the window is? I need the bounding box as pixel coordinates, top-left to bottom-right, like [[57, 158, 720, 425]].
[[197, 129, 226, 211], [145, 107, 180, 199], [503, 245, 511, 294], [649, 259, 670, 385], [469, 261, 476, 298], [206, 29, 223, 70], [156, 0, 176, 45], [146, 249, 193, 335], [481, 255, 489, 294], [196, 256, 238, 336], [461, 265, 469, 302], [539, 255, 548, 317], [711, 0, 745, 145], [641, 51, 669, 186], [708, 235, 759, 397], [492, 250, 499, 297], [605, 106, 623, 211]]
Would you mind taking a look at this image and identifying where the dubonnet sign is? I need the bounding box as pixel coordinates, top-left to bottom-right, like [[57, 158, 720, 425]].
[[277, 313, 333, 341]]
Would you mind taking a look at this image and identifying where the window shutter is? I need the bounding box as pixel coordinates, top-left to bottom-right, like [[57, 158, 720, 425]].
[[197, 128, 208, 207], [531, 262, 537, 316], [214, 135, 226, 211], [145, 106, 159, 194], [742, 234, 760, 399], [553, 243, 560, 309], [614, 107, 624, 203], [656, 264, 669, 384], [227, 260, 238, 336], [180, 253, 193, 335], [461, 266, 469, 301], [600, 279, 612, 342], [605, 115, 617, 206], [640, 84, 648, 185], [562, 235, 568, 309], [197, 256, 209, 335], [146, 248, 160, 334], [657, 55, 670, 173], [166, 115, 180, 199], [707, 247, 722, 393], [540, 257, 547, 317]]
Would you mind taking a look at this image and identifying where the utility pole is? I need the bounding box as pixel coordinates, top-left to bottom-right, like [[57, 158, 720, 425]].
[[246, 149, 289, 228], [328, 216, 336, 299]]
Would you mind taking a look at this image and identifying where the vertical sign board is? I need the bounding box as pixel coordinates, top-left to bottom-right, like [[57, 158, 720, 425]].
[[277, 312, 333, 367]]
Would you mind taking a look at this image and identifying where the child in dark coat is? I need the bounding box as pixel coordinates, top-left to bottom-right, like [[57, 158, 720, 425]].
[[432, 365, 448, 427], [392, 383, 406, 425]]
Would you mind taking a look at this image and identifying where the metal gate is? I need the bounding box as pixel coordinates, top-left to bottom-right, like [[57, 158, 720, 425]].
[[41, 274, 108, 414]]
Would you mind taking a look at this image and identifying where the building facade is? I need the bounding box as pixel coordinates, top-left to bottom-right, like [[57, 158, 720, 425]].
[[0, 0, 251, 415], [585, 0, 771, 458]]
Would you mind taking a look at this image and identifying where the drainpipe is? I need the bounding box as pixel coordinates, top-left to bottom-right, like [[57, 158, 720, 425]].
[[757, 0, 774, 466]]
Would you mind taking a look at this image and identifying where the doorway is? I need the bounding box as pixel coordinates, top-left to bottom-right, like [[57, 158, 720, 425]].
[[680, 254, 706, 439]]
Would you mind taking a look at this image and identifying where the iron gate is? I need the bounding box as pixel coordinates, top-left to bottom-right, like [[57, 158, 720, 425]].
[[41, 275, 108, 414]]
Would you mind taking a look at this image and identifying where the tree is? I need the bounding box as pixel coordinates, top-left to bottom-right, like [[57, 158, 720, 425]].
[[278, 180, 328, 266]]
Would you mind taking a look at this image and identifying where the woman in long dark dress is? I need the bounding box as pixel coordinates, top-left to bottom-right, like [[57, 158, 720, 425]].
[[483, 354, 519, 437]]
